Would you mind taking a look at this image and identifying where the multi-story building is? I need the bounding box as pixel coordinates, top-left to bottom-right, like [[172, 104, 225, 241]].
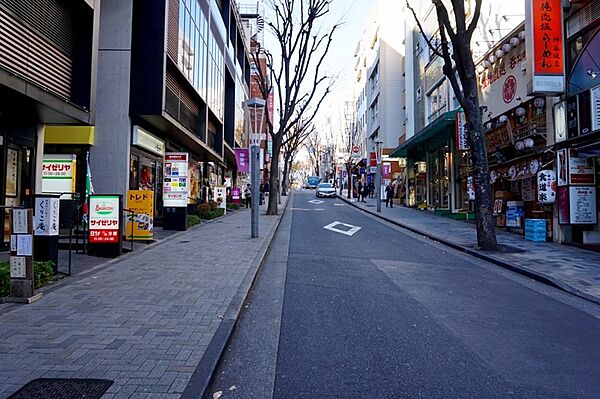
[[92, 0, 251, 228], [0, 0, 100, 246], [391, 0, 524, 212], [351, 0, 406, 193]]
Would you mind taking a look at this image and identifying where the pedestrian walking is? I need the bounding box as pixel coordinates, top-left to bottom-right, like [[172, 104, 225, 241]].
[[244, 184, 252, 208], [357, 181, 364, 202], [385, 183, 394, 208], [264, 181, 270, 195], [369, 181, 375, 198]]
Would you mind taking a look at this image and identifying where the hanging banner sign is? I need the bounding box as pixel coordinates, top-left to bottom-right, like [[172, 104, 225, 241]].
[[89, 195, 121, 243], [34, 197, 59, 236], [125, 190, 154, 240], [455, 111, 469, 151], [370, 152, 377, 167], [382, 162, 391, 178], [41, 155, 76, 199], [525, 0, 565, 94], [163, 153, 189, 207], [234, 148, 250, 173]]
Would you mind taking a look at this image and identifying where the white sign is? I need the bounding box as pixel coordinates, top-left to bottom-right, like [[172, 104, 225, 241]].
[[556, 149, 568, 186], [467, 176, 476, 201], [478, 40, 532, 119], [213, 186, 227, 212], [16, 234, 33, 256], [34, 197, 59, 236], [133, 126, 165, 156], [569, 186, 597, 224], [568, 149, 596, 185], [163, 153, 189, 207], [41, 154, 76, 199], [592, 85, 600, 132], [455, 111, 469, 151], [10, 256, 26, 278], [12, 209, 28, 234], [554, 100, 567, 142], [536, 170, 556, 204], [351, 146, 361, 159], [370, 166, 378, 174], [89, 195, 121, 243]]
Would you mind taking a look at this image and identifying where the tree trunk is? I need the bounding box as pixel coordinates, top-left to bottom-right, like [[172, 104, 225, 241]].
[[267, 138, 282, 215], [281, 155, 290, 196], [464, 94, 498, 251]]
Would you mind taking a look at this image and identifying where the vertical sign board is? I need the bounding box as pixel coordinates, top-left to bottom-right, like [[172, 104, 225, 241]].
[[163, 153, 189, 207], [569, 186, 597, 225], [41, 155, 76, 199], [9, 209, 35, 300], [568, 149, 596, 185], [455, 111, 469, 151], [34, 197, 60, 236], [525, 0, 565, 94], [213, 186, 227, 213], [126, 190, 154, 241], [89, 195, 122, 244]]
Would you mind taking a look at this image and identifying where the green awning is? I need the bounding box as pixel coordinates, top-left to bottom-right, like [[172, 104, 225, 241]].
[[390, 110, 458, 157]]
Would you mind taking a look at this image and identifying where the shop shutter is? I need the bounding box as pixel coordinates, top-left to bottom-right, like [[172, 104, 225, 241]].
[[0, 5, 71, 99]]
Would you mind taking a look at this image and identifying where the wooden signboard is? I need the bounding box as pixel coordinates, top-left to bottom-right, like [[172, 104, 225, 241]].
[[7, 208, 41, 303]]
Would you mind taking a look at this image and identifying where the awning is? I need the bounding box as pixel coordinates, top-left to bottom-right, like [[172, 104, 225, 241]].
[[389, 110, 458, 158], [44, 125, 95, 145]]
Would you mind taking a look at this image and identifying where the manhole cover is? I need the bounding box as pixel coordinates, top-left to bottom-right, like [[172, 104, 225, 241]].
[[8, 378, 113, 399]]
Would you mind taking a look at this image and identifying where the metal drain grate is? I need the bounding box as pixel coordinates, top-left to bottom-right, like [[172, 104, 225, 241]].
[[8, 378, 113, 399]]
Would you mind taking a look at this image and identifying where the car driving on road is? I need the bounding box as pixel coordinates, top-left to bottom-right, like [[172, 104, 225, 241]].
[[316, 182, 336, 198]]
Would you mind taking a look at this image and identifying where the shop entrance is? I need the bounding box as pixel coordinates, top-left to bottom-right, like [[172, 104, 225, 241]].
[[129, 151, 163, 219], [427, 146, 450, 209]]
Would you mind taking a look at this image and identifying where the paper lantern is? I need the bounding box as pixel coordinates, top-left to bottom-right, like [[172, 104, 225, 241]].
[[537, 170, 556, 204], [510, 37, 520, 47], [495, 49, 505, 59], [502, 43, 512, 53]]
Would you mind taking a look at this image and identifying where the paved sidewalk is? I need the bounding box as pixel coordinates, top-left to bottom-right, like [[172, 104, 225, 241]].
[[0, 198, 287, 399], [339, 195, 600, 305]]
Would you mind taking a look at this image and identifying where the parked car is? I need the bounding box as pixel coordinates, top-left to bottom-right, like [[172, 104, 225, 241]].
[[316, 182, 336, 198]]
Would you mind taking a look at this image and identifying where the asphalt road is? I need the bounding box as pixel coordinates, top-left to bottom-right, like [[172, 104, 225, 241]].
[[206, 191, 600, 399]]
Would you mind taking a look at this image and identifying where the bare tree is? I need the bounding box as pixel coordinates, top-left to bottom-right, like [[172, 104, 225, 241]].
[[250, 0, 338, 215], [407, 0, 498, 250], [282, 121, 315, 196], [305, 129, 322, 177]]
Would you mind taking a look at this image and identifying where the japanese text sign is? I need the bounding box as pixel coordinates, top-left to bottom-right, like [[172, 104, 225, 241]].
[[126, 190, 154, 240], [455, 112, 469, 151], [41, 154, 76, 199], [234, 149, 250, 174], [526, 0, 565, 93], [34, 197, 59, 236], [89, 195, 121, 244], [163, 153, 188, 207]]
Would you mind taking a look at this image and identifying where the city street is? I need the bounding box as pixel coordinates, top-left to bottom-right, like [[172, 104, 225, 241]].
[[208, 191, 600, 399]]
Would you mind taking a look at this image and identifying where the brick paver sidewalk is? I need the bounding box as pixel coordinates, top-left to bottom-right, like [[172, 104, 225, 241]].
[[0, 198, 287, 399], [340, 195, 600, 304]]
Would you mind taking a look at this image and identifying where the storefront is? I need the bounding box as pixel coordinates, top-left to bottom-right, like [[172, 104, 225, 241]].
[[129, 126, 166, 219]]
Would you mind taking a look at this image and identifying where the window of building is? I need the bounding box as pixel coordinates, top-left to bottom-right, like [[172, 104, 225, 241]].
[[426, 80, 448, 123]]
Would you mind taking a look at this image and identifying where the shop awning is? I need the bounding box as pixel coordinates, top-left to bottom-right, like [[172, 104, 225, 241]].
[[44, 125, 95, 145], [389, 110, 458, 158]]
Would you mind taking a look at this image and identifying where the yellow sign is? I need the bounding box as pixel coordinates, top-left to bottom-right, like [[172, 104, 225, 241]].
[[125, 190, 154, 240]]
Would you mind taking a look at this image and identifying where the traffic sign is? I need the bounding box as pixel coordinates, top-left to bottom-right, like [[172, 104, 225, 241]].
[[351, 146, 360, 159]]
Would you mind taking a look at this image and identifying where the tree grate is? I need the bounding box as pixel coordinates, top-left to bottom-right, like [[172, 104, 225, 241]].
[[8, 378, 113, 399]]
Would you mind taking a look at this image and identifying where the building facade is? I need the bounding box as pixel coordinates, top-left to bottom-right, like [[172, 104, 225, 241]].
[[93, 0, 251, 227], [0, 0, 100, 246]]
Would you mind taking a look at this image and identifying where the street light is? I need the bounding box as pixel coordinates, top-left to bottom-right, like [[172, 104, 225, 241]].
[[245, 97, 266, 238], [374, 138, 384, 213]]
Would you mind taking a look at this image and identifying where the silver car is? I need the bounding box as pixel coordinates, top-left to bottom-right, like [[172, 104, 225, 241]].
[[316, 182, 336, 198]]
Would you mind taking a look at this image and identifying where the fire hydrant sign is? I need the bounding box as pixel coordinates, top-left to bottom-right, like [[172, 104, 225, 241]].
[[89, 195, 121, 243], [126, 190, 154, 240]]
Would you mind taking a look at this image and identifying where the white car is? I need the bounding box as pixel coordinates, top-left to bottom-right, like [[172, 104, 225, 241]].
[[316, 182, 336, 198]]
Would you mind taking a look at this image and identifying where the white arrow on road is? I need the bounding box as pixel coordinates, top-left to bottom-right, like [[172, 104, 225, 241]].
[[323, 221, 362, 236]]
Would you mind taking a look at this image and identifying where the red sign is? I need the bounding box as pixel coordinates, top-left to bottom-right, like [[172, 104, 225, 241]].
[[89, 230, 120, 243], [502, 76, 517, 103], [532, 0, 564, 75], [370, 152, 377, 167]]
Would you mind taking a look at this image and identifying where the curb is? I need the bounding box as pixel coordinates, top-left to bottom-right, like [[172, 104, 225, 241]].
[[338, 195, 600, 306], [181, 197, 290, 399]]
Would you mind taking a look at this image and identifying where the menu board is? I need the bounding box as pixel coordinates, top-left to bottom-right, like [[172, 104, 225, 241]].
[[569, 186, 597, 225], [557, 186, 570, 224], [163, 153, 189, 207], [568, 149, 596, 185]]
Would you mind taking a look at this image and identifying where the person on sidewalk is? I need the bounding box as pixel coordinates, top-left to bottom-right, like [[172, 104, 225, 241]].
[[357, 181, 364, 202], [264, 181, 270, 195], [369, 181, 375, 198], [244, 184, 252, 208], [362, 183, 369, 202], [385, 183, 394, 208]]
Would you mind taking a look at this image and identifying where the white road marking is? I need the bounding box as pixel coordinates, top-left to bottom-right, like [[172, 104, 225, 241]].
[[333, 204, 344, 206], [323, 221, 362, 236], [291, 208, 325, 211], [308, 199, 324, 204]]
